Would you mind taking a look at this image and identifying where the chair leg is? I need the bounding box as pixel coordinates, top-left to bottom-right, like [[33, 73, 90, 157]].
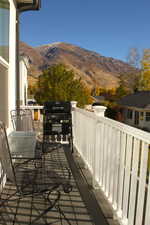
[[55, 204, 72, 225], [30, 189, 61, 224]]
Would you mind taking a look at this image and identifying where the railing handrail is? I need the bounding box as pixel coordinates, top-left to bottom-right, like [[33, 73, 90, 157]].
[[21, 105, 44, 110], [75, 107, 150, 143]]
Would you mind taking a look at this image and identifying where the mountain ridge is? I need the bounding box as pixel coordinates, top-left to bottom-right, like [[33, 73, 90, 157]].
[[20, 41, 138, 90]]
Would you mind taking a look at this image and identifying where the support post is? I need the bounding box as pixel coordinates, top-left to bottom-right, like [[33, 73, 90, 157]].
[[16, 10, 20, 112], [71, 101, 77, 110], [92, 105, 107, 189], [93, 105, 107, 117]]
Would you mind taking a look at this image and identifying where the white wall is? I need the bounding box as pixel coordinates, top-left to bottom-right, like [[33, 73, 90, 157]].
[[0, 64, 8, 125], [0, 0, 17, 192], [8, 0, 17, 129], [0, 0, 10, 127]]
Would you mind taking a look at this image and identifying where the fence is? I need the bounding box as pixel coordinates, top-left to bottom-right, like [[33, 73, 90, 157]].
[[72, 106, 150, 225], [21, 105, 43, 121]]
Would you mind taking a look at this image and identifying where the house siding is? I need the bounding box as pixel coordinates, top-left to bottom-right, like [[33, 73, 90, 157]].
[[123, 108, 150, 131]]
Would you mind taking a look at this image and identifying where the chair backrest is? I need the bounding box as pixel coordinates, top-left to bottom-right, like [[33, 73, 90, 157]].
[[0, 121, 17, 184], [11, 109, 34, 131]]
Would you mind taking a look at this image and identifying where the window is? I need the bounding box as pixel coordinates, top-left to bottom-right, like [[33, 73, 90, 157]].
[[127, 109, 133, 119], [0, 0, 9, 125], [0, 0, 9, 62], [134, 111, 139, 125], [146, 112, 150, 121], [140, 112, 144, 120], [0, 63, 8, 125]]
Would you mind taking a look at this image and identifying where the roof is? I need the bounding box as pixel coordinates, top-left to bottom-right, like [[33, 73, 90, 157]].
[[118, 91, 150, 109], [92, 96, 106, 102]]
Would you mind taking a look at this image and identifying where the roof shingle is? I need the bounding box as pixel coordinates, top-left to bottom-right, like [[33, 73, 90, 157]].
[[118, 91, 150, 108]]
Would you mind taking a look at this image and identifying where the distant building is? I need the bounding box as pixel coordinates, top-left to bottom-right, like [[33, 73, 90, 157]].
[[117, 91, 150, 131], [92, 96, 106, 103], [27, 99, 37, 105]]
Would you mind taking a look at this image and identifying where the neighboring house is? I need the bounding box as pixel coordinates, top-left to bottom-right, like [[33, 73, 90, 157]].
[[92, 95, 106, 103], [117, 91, 150, 131], [27, 98, 37, 105]]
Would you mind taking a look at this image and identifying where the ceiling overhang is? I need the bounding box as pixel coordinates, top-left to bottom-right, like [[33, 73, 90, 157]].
[[16, 0, 41, 12]]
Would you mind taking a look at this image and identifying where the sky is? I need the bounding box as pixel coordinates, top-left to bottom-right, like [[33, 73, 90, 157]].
[[20, 0, 150, 62]]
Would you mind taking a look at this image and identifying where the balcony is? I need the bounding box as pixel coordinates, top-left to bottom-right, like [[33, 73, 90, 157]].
[[1, 105, 150, 225]]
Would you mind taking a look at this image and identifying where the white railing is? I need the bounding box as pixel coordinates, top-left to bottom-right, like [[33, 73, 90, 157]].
[[72, 106, 150, 225], [21, 105, 43, 121]]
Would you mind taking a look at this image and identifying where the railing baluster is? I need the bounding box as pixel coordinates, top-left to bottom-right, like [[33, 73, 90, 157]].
[[117, 132, 126, 219], [113, 129, 121, 210], [99, 122, 104, 187], [107, 126, 113, 198], [122, 134, 133, 224], [93, 122, 101, 187], [101, 123, 106, 190], [105, 125, 112, 196], [144, 168, 150, 225], [103, 123, 107, 191], [128, 138, 140, 225], [135, 142, 148, 225]]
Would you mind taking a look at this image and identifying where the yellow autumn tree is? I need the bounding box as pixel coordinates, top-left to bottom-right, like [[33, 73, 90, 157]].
[[140, 49, 150, 90]]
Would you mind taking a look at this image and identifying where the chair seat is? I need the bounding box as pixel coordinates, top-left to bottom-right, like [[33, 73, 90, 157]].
[[8, 131, 37, 158]]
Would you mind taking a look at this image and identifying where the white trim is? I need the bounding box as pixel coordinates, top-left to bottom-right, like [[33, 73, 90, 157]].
[[0, 56, 9, 68], [21, 105, 44, 110]]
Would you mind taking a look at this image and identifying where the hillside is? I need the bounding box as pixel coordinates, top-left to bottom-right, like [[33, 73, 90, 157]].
[[20, 42, 138, 90]]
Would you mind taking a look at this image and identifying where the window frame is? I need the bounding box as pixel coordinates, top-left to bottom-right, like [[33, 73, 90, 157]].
[[127, 109, 133, 119], [146, 112, 150, 121]]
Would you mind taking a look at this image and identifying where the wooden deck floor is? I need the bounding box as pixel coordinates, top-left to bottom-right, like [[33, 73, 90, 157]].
[[0, 143, 96, 225], [0, 133, 118, 225]]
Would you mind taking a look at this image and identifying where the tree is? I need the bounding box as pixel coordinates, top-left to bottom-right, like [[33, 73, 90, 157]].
[[118, 71, 142, 93], [115, 80, 129, 99], [140, 49, 150, 90], [127, 47, 141, 68], [33, 64, 91, 107]]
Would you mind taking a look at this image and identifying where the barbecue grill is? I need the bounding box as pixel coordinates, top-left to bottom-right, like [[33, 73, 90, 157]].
[[43, 101, 73, 152]]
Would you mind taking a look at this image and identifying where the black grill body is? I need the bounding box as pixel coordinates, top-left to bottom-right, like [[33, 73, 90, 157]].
[[44, 101, 71, 114], [43, 113, 72, 135], [43, 101, 73, 152]]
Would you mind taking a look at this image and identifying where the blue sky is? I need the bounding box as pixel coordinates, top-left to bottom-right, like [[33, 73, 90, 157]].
[[20, 0, 150, 62]]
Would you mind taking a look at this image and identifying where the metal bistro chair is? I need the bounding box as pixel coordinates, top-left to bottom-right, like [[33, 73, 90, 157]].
[[10, 109, 42, 164], [0, 121, 72, 224], [10, 109, 34, 131]]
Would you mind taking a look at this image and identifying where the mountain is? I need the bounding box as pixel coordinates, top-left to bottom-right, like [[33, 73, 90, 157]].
[[20, 42, 138, 90]]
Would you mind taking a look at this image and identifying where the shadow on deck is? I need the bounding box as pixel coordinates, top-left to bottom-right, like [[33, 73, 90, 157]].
[[0, 143, 95, 225], [0, 122, 118, 225]]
